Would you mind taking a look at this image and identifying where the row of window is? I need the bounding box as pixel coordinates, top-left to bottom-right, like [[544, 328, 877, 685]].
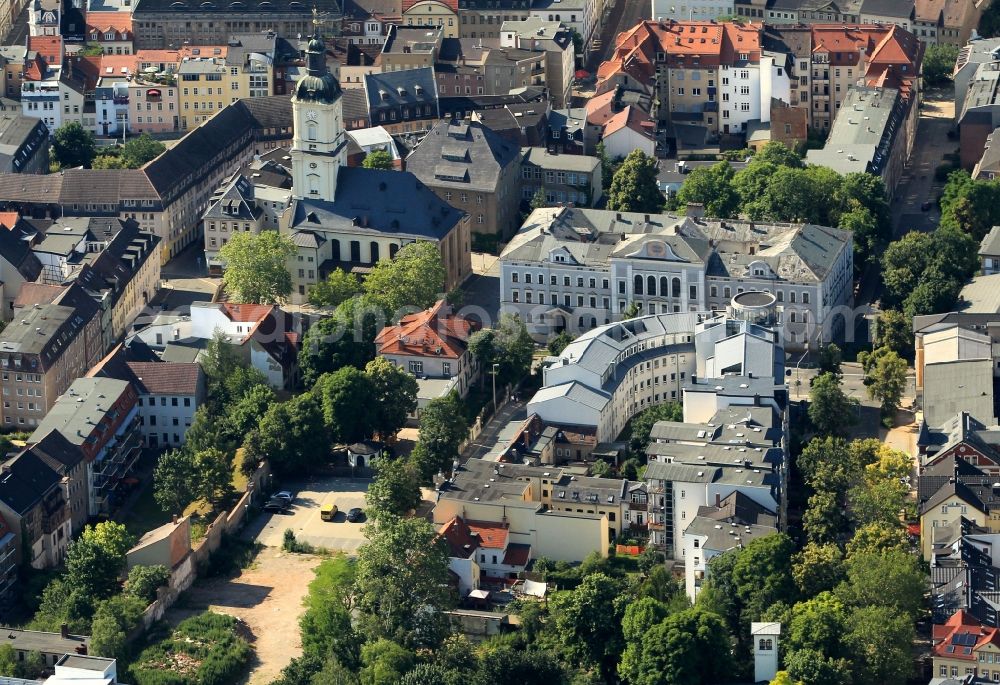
[[512, 272, 609, 288], [138, 396, 192, 407]]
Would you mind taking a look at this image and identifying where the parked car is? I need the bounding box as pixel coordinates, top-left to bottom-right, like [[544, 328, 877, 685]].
[[273, 490, 294, 504], [347, 507, 364, 523], [321, 503, 338, 521], [264, 496, 290, 512]]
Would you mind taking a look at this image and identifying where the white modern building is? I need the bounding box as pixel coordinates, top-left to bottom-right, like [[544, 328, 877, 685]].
[[499, 206, 854, 350]]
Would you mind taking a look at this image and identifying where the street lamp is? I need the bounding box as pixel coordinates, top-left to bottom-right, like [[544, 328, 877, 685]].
[[491, 363, 500, 416], [795, 341, 810, 397]]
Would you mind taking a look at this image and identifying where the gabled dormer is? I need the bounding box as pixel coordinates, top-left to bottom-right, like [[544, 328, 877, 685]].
[[547, 246, 579, 265]]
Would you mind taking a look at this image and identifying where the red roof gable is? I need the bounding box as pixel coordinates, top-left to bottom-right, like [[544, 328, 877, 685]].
[[438, 516, 479, 558], [374, 299, 475, 360], [933, 609, 997, 662], [467, 520, 509, 549], [28, 36, 62, 67]]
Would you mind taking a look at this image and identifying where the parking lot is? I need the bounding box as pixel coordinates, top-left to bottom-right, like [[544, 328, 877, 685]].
[[251, 477, 371, 554]]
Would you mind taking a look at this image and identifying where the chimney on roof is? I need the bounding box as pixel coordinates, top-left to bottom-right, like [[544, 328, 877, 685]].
[[60, 623, 69, 639], [686, 202, 705, 218]]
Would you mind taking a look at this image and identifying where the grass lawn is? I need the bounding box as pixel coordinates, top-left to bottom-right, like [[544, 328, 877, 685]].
[[121, 484, 172, 540]]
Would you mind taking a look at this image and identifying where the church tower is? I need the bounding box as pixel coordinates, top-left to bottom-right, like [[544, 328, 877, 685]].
[[290, 31, 346, 202]]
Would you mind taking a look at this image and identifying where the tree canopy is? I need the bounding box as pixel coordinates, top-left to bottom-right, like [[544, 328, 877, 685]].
[[219, 231, 296, 303], [363, 241, 446, 313], [52, 122, 96, 169], [607, 150, 665, 213], [362, 150, 394, 170]]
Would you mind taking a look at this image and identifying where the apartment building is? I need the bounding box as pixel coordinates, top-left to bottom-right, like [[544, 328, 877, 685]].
[[31, 377, 141, 517], [405, 120, 521, 238], [519, 147, 603, 207], [0, 448, 71, 569], [0, 96, 293, 264], [805, 85, 916, 198], [460, 0, 532, 40], [202, 172, 290, 274], [0, 288, 103, 428], [131, 0, 341, 49], [499, 19, 575, 108], [529, 0, 597, 58], [933, 609, 1000, 680], [0, 224, 42, 318], [88, 345, 205, 449], [85, 13, 133, 55], [499, 206, 854, 347], [401, 0, 458, 37], [363, 68, 440, 134], [0, 45, 26, 99], [931, 517, 1000, 627]]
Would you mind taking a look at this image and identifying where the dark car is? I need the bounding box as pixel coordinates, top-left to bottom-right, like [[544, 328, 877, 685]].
[[347, 507, 364, 522], [273, 490, 294, 505], [264, 496, 290, 513]]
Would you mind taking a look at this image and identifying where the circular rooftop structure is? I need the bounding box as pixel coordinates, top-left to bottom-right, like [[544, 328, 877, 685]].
[[732, 291, 776, 308], [730, 291, 778, 327]]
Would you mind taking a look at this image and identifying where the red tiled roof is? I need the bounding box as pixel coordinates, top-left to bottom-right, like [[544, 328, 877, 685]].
[[126, 361, 202, 396], [502, 542, 531, 567], [933, 609, 999, 662], [86, 12, 133, 35], [0, 212, 19, 230], [438, 516, 479, 558], [374, 299, 475, 360], [23, 54, 48, 81], [467, 520, 509, 549], [604, 105, 655, 140], [28, 36, 62, 66], [220, 303, 274, 328], [14, 283, 66, 308]]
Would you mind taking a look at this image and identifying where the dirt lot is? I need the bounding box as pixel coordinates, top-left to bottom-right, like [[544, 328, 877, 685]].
[[167, 546, 321, 685]]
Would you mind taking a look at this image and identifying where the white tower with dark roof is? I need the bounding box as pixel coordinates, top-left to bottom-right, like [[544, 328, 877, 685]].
[[290, 30, 347, 202]]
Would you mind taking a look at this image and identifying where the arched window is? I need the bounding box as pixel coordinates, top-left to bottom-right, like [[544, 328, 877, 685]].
[[672, 277, 681, 298], [350, 240, 361, 262], [389, 243, 399, 258], [660, 276, 669, 296], [330, 239, 341, 261], [370, 241, 380, 263], [634, 275, 643, 295], [307, 122, 317, 141], [647, 275, 656, 296]]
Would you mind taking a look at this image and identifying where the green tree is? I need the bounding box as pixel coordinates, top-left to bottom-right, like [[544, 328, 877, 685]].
[[731, 533, 798, 624], [550, 573, 625, 679], [529, 187, 548, 211], [785, 649, 852, 685], [125, 564, 171, 602], [468, 315, 535, 385], [52, 121, 96, 168], [881, 231, 934, 309], [607, 149, 665, 213], [308, 269, 362, 308], [244, 393, 328, 475], [733, 160, 778, 214], [817, 342, 843, 378], [674, 161, 739, 218], [360, 639, 415, 685], [193, 447, 234, 506], [66, 522, 132, 601], [300, 555, 359, 668], [859, 347, 908, 417], [596, 142, 615, 190], [792, 543, 845, 596], [412, 392, 470, 479], [940, 176, 1000, 241], [355, 517, 454, 648], [92, 154, 125, 169], [845, 521, 908, 558], [219, 231, 296, 304], [875, 309, 913, 360], [627, 402, 683, 454], [364, 241, 446, 313], [362, 149, 394, 170], [299, 296, 385, 385], [923, 43, 960, 85], [835, 548, 925, 618], [755, 141, 803, 168], [474, 647, 567, 685], [845, 605, 914, 685], [838, 203, 882, 272], [547, 331, 574, 355], [619, 597, 670, 683], [153, 448, 197, 514], [121, 133, 166, 167], [0, 645, 16, 677], [631, 608, 734, 685], [314, 368, 376, 444], [808, 372, 858, 437], [769, 673, 803, 685], [801, 489, 848, 544], [756, 166, 839, 224], [366, 456, 422, 519], [364, 357, 418, 442], [784, 592, 848, 657], [90, 594, 146, 661]]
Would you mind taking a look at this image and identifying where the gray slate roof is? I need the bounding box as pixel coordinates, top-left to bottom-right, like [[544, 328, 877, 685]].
[[407, 120, 520, 193], [289, 167, 463, 241]]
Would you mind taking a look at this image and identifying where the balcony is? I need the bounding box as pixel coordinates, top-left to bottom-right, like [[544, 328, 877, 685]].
[[112, 95, 129, 104], [648, 521, 666, 531]]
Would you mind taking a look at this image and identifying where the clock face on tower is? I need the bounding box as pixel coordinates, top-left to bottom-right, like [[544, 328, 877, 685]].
[[306, 110, 318, 120]]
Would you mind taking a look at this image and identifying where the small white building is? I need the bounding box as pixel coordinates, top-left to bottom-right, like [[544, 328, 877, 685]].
[[752, 622, 781, 684]]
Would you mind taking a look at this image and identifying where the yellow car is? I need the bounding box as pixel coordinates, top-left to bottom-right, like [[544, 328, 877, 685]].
[[320, 503, 338, 521]]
